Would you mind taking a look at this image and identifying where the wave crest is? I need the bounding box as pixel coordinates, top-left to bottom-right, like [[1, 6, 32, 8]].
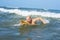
[[0, 8, 60, 18]]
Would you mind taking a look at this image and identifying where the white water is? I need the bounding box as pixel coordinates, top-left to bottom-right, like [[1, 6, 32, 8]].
[[0, 8, 60, 18]]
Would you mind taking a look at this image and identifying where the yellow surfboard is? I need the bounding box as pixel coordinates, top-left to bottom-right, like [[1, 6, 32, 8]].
[[20, 20, 30, 25], [20, 20, 37, 26]]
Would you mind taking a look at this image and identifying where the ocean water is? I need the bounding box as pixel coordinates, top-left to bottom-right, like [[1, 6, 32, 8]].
[[0, 7, 60, 40]]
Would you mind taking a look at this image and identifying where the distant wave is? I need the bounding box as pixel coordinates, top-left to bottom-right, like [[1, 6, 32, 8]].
[[0, 7, 60, 18]]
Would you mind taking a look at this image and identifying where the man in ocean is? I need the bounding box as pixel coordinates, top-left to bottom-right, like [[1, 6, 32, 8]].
[[20, 16, 47, 25]]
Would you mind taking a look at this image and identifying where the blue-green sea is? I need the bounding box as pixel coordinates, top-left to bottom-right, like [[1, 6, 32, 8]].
[[0, 7, 60, 40]]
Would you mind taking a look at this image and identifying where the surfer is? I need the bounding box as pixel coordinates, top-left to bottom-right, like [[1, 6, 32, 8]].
[[20, 16, 47, 25]]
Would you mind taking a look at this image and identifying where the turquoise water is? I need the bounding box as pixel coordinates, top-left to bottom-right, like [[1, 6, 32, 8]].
[[0, 7, 60, 40]]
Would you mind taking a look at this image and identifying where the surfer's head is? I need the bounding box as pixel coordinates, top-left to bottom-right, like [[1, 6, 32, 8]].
[[26, 16, 32, 23]]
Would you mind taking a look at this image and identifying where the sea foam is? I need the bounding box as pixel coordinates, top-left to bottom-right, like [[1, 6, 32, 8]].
[[0, 8, 60, 18]]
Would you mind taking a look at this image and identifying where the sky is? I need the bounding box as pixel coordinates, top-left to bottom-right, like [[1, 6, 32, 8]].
[[0, 0, 60, 10]]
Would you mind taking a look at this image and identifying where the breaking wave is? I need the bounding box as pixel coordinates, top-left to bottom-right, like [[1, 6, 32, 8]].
[[0, 7, 60, 18]]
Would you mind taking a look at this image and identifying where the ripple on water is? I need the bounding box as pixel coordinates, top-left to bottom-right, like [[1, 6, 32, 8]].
[[0, 28, 20, 36]]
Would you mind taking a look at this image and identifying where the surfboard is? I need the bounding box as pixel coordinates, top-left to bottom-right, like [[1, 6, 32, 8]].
[[20, 20, 29, 25], [20, 20, 37, 26]]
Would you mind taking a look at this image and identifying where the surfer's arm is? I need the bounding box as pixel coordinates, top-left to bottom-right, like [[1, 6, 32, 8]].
[[32, 17, 47, 24]]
